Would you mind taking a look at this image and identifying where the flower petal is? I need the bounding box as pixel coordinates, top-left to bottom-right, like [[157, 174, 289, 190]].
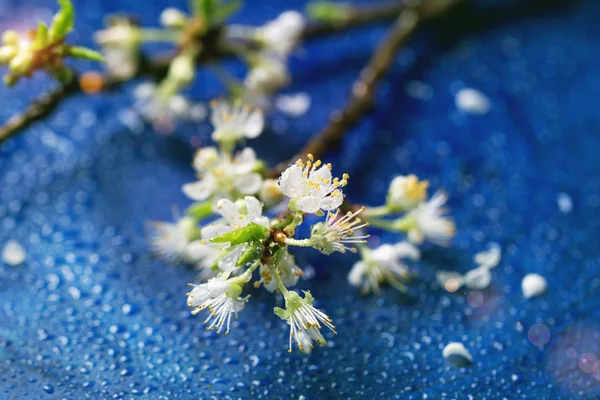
[[297, 196, 322, 214], [201, 223, 232, 240], [278, 164, 303, 196], [348, 261, 366, 287], [243, 109, 264, 138], [233, 148, 257, 174], [182, 178, 215, 201], [218, 246, 244, 272], [244, 196, 263, 220], [215, 198, 240, 222], [207, 277, 230, 297], [234, 173, 262, 195]]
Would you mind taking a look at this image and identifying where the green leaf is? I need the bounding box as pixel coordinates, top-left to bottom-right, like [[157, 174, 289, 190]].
[[211, 0, 242, 25], [34, 22, 49, 49], [191, 0, 241, 26], [210, 223, 269, 246], [185, 202, 214, 221], [68, 46, 105, 62], [306, 1, 351, 23], [49, 0, 75, 42], [235, 242, 263, 267]]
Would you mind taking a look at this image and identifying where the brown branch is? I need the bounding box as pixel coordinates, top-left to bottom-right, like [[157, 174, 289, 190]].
[[0, 1, 409, 146], [266, 0, 462, 179]]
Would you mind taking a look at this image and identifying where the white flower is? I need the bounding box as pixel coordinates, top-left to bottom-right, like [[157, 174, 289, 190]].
[[201, 196, 270, 240], [348, 242, 420, 295], [274, 291, 336, 352], [260, 11, 305, 56], [260, 250, 303, 292], [405, 191, 455, 245], [474, 242, 501, 269], [275, 92, 311, 117], [387, 174, 429, 212], [278, 154, 347, 214], [146, 216, 199, 263], [210, 99, 264, 143], [94, 20, 140, 79], [187, 277, 247, 334], [198, 197, 270, 272], [244, 55, 290, 96], [133, 82, 207, 128], [182, 147, 263, 201], [160, 8, 187, 28], [309, 207, 369, 254]]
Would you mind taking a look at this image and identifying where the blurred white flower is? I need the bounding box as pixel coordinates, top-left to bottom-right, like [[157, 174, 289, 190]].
[[210, 99, 264, 143], [182, 147, 263, 201], [405, 191, 455, 245]]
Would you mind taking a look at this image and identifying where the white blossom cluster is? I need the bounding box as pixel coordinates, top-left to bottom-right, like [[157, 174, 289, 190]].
[[147, 98, 457, 353]]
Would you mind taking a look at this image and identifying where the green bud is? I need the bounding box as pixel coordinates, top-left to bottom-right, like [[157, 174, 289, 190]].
[[0, 46, 17, 64], [3, 73, 18, 86], [9, 52, 33, 75], [2, 31, 19, 46], [168, 52, 195, 86]]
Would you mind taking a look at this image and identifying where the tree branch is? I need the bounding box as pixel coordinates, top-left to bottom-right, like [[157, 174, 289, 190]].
[[0, 1, 409, 146], [266, 0, 462, 179]]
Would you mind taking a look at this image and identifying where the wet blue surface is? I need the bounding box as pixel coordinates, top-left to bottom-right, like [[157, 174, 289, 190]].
[[1, 0, 600, 398]]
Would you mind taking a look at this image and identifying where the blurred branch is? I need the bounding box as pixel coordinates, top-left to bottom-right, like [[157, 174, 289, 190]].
[[267, 0, 462, 179]]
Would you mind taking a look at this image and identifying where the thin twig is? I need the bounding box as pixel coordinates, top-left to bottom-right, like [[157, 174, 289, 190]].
[[266, 0, 462, 179], [0, 1, 407, 145]]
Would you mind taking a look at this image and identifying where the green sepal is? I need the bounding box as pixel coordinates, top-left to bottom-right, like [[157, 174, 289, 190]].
[[68, 46, 105, 62], [236, 242, 263, 267], [186, 201, 214, 221], [210, 222, 269, 246], [274, 306, 287, 320], [49, 66, 74, 83], [49, 0, 75, 42], [192, 0, 241, 26]]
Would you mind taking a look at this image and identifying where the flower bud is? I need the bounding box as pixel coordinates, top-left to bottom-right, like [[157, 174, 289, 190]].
[[9, 51, 33, 75], [2, 30, 19, 46], [160, 8, 187, 28], [169, 53, 195, 85], [259, 179, 284, 207], [0, 46, 17, 64], [386, 175, 429, 212]]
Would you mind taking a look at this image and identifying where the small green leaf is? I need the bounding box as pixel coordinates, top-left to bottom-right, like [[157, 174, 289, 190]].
[[236, 242, 264, 267], [67, 46, 105, 62], [210, 223, 269, 246], [34, 22, 49, 49], [186, 202, 214, 221], [212, 0, 242, 25], [49, 0, 75, 42], [306, 1, 351, 23]]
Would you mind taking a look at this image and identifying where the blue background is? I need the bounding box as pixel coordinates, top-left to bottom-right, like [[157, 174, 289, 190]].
[[1, 0, 600, 398]]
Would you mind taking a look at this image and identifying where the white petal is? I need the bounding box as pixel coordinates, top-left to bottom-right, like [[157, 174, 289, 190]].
[[2, 240, 26, 266], [443, 342, 473, 366], [393, 242, 421, 261], [474, 242, 501, 269], [310, 165, 332, 189], [218, 246, 244, 272], [244, 109, 264, 138], [464, 266, 492, 290], [234, 173, 263, 195], [207, 278, 230, 297], [193, 147, 218, 171], [522, 273, 547, 298], [201, 223, 231, 240], [215, 198, 240, 222], [233, 148, 257, 174], [253, 216, 270, 228], [184, 240, 216, 264], [348, 261, 366, 287], [244, 196, 263, 219], [182, 179, 215, 201], [319, 190, 344, 210], [278, 165, 303, 196], [298, 196, 322, 214], [188, 284, 210, 307], [407, 228, 424, 245]]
